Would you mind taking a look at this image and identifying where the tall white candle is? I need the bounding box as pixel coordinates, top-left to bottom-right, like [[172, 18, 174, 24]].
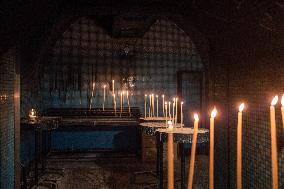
[[112, 80, 115, 95], [149, 95, 152, 117], [270, 96, 279, 189], [165, 102, 168, 124], [169, 102, 171, 121], [172, 98, 175, 124], [175, 98, 178, 125], [237, 103, 245, 189], [167, 121, 174, 189], [188, 114, 199, 189], [281, 94, 284, 131], [152, 94, 155, 117], [127, 91, 130, 114], [145, 94, 147, 118], [210, 108, 217, 189], [120, 92, 123, 115], [162, 94, 165, 117], [181, 101, 183, 126], [113, 94, 116, 115], [156, 95, 159, 117], [103, 85, 106, 111]]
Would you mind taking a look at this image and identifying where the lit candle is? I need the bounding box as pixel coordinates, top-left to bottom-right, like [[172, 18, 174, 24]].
[[152, 94, 155, 117], [181, 101, 184, 126], [188, 114, 199, 189], [165, 102, 168, 124], [169, 102, 171, 121], [175, 98, 178, 125], [28, 108, 37, 122], [112, 80, 115, 95], [210, 107, 217, 189], [172, 98, 175, 124], [167, 121, 174, 189], [145, 94, 147, 118], [113, 94, 116, 115], [103, 85, 106, 111], [127, 91, 130, 114], [281, 94, 284, 131], [149, 95, 152, 117], [156, 95, 159, 117], [270, 96, 279, 189], [162, 94, 165, 117], [237, 103, 245, 189], [120, 92, 123, 115]]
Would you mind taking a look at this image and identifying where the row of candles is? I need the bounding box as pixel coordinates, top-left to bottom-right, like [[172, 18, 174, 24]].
[[144, 94, 184, 125], [167, 95, 283, 189]]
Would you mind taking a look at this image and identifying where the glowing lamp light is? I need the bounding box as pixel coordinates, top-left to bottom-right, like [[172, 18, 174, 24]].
[[194, 113, 199, 121], [28, 108, 37, 121], [211, 107, 217, 118], [239, 103, 245, 112], [271, 95, 278, 106]]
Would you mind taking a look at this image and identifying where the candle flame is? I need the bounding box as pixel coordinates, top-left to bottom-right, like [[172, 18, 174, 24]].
[[145, 94, 147, 97], [165, 102, 167, 105], [181, 101, 184, 105], [211, 107, 217, 118], [271, 96, 278, 106], [103, 85, 106, 88], [194, 113, 199, 121], [281, 94, 284, 106], [162, 94, 165, 98], [239, 103, 245, 112], [156, 95, 158, 98]]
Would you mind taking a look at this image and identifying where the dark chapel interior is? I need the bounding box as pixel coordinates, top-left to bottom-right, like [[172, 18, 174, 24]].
[[0, 0, 283, 189]]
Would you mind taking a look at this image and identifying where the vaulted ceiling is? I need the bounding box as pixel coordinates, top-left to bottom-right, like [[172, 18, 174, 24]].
[[0, 0, 283, 57]]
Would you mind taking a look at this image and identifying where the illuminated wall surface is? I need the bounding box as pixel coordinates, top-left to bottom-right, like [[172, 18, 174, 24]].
[[0, 49, 16, 189], [20, 18, 204, 162], [21, 18, 203, 115]]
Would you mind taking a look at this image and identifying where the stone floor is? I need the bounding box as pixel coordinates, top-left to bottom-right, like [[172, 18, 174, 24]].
[[32, 153, 208, 189]]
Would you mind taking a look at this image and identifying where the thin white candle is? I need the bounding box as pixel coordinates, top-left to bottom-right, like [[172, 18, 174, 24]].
[[149, 95, 152, 117], [156, 95, 159, 117], [237, 103, 245, 189], [172, 98, 175, 124], [152, 94, 155, 117], [120, 92, 123, 115], [188, 113, 199, 189], [281, 94, 284, 131], [112, 80, 115, 95], [181, 101, 183, 126], [127, 91, 130, 114], [175, 98, 178, 125], [165, 102, 168, 124], [270, 96, 279, 189], [162, 94, 165, 117], [113, 94, 116, 115], [103, 85, 106, 111], [169, 102, 171, 121], [167, 121, 174, 189], [210, 107, 217, 189], [145, 94, 147, 118]]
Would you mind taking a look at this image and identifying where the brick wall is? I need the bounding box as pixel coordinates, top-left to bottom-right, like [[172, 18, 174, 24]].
[[0, 48, 16, 189]]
